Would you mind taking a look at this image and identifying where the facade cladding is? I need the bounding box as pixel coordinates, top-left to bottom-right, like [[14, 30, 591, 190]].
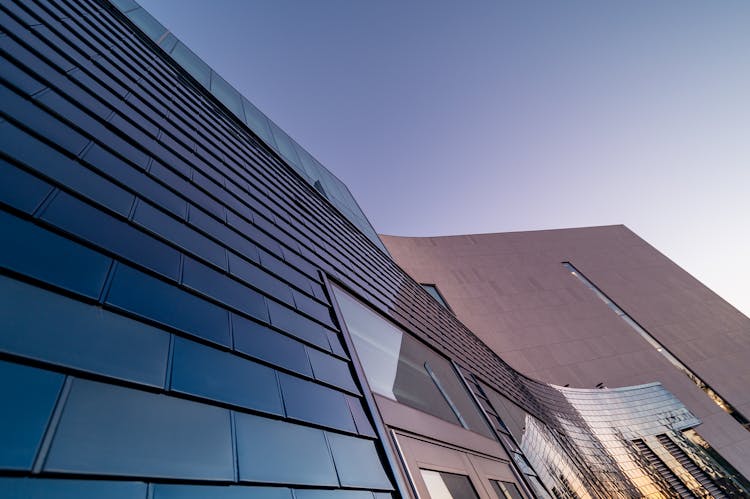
[[0, 0, 748, 498]]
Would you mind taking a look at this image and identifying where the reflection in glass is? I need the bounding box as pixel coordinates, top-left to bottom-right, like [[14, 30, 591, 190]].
[[331, 285, 492, 437], [420, 470, 479, 499]]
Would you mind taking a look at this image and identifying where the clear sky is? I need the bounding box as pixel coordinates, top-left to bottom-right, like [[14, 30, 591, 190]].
[[138, 0, 750, 317]]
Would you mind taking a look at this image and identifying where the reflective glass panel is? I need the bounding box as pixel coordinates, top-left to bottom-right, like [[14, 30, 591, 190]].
[[420, 470, 479, 499]]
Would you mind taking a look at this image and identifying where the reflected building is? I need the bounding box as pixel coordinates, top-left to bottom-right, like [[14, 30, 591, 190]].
[[0, 0, 748, 498]]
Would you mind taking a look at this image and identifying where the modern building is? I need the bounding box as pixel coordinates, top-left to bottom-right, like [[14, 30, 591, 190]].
[[0, 1, 747, 498]]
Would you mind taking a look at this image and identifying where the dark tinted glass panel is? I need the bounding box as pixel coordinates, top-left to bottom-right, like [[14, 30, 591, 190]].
[[326, 432, 392, 489], [191, 209, 260, 264], [0, 274, 169, 387], [82, 145, 186, 218], [420, 470, 479, 499], [235, 413, 337, 486], [0, 56, 46, 95], [420, 284, 450, 310], [0, 478, 147, 499], [278, 374, 356, 433], [0, 123, 134, 216], [227, 252, 293, 305], [293, 290, 333, 327], [294, 491, 374, 499], [267, 301, 329, 351], [232, 315, 312, 376], [346, 395, 376, 438], [106, 264, 231, 347], [491, 480, 524, 499], [0, 159, 53, 214], [46, 379, 234, 480], [133, 201, 226, 269], [42, 192, 181, 280], [0, 209, 112, 299], [153, 484, 291, 499], [183, 257, 268, 322], [0, 360, 63, 470], [307, 347, 358, 393], [0, 84, 89, 156], [171, 337, 282, 415]]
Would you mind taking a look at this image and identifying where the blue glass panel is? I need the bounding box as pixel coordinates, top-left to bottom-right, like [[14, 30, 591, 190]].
[[326, 433, 392, 489], [267, 301, 329, 351], [153, 484, 291, 499], [227, 252, 293, 305], [278, 374, 356, 433], [235, 413, 338, 486], [183, 257, 269, 322], [241, 98, 274, 146], [346, 396, 376, 438], [0, 158, 53, 214], [190, 209, 260, 264], [45, 379, 234, 480], [0, 478, 146, 499], [170, 42, 210, 87], [268, 121, 302, 176], [0, 123, 134, 216], [307, 347, 358, 393], [0, 275, 169, 387], [82, 145, 186, 217], [171, 337, 282, 415], [0, 209, 112, 299], [106, 264, 231, 347], [294, 491, 375, 499], [133, 200, 226, 269], [0, 360, 63, 470], [210, 74, 243, 117], [42, 192, 181, 281], [125, 8, 167, 40], [232, 315, 312, 376], [327, 331, 348, 358], [0, 56, 46, 95], [293, 290, 334, 327], [0, 84, 88, 156]]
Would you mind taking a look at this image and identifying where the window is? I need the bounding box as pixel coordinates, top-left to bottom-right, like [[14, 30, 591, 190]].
[[420, 283, 451, 311], [331, 285, 492, 437], [420, 470, 479, 499], [491, 480, 524, 499]]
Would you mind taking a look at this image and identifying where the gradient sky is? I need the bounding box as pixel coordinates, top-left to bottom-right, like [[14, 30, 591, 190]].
[[138, 0, 750, 317]]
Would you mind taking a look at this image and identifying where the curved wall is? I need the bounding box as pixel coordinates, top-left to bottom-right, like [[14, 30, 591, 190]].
[[382, 228, 750, 478]]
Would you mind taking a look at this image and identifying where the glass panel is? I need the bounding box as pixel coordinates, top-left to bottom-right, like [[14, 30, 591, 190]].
[[0, 158, 53, 214], [42, 192, 181, 281], [0, 478, 146, 499], [170, 42, 210, 86], [278, 373, 356, 432], [0, 274, 170, 388], [420, 284, 450, 310], [0, 209, 112, 299], [235, 413, 337, 486], [326, 432, 392, 489], [232, 315, 312, 376], [182, 257, 269, 322], [106, 264, 231, 347], [46, 379, 234, 480], [307, 347, 358, 393], [171, 337, 282, 415], [491, 480, 524, 499], [153, 484, 292, 499], [0, 361, 64, 470], [125, 7, 167, 40], [332, 285, 492, 436], [420, 470, 479, 499]]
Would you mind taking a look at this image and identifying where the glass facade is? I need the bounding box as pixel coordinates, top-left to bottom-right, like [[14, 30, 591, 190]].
[[1, 0, 747, 498]]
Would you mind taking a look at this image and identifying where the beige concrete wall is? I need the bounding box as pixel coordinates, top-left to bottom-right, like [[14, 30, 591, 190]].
[[382, 225, 750, 476]]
